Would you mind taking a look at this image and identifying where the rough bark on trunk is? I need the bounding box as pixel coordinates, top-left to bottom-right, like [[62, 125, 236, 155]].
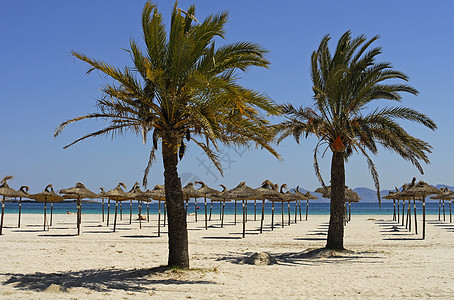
[[326, 150, 345, 250], [162, 136, 189, 268]]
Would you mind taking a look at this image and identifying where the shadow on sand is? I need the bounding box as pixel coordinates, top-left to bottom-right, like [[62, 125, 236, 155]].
[[2, 266, 215, 293]]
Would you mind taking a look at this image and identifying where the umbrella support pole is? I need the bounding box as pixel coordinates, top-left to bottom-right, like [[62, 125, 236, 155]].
[[185, 199, 188, 216], [245, 201, 248, 223], [450, 200, 452, 223], [294, 201, 297, 224], [221, 201, 225, 228], [443, 200, 446, 222], [139, 201, 142, 229], [349, 203, 352, 221], [234, 200, 237, 225], [0, 196, 4, 235], [147, 202, 150, 222], [158, 201, 161, 237], [44, 201, 47, 231], [438, 200, 441, 221], [163, 203, 166, 227], [107, 199, 111, 227], [204, 197, 208, 230], [242, 200, 246, 238], [219, 201, 221, 220], [113, 201, 118, 232], [423, 198, 426, 239], [306, 200, 309, 221], [393, 200, 396, 221], [18, 198, 22, 228], [271, 201, 274, 231], [287, 201, 290, 226], [260, 198, 265, 234], [194, 198, 198, 223], [281, 201, 284, 228], [129, 200, 132, 225], [50, 203, 53, 227], [102, 199, 104, 223], [407, 200, 411, 232], [299, 200, 302, 221], [402, 200, 405, 227], [397, 200, 400, 223], [413, 198, 418, 235], [254, 200, 257, 221], [208, 200, 213, 221]]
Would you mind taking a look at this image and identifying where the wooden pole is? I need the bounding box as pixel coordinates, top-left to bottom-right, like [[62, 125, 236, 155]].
[[349, 202, 351, 221], [242, 199, 246, 238], [443, 200, 446, 221], [254, 200, 257, 221], [194, 198, 198, 223], [397, 200, 400, 223], [438, 200, 441, 221], [18, 197, 22, 228], [287, 201, 291, 226], [413, 198, 417, 235], [129, 200, 132, 225], [208, 200, 213, 221], [402, 200, 405, 227], [139, 201, 142, 229], [450, 200, 452, 223], [44, 200, 47, 231], [204, 196, 208, 230], [281, 201, 284, 228], [50, 203, 53, 226], [271, 201, 274, 231], [407, 200, 411, 232], [147, 202, 150, 222], [102, 198, 105, 223], [113, 200, 118, 232], [234, 200, 237, 225], [221, 201, 225, 228], [294, 201, 298, 224], [163, 202, 167, 227], [306, 200, 309, 221], [260, 198, 265, 234], [0, 196, 5, 235], [393, 199, 396, 221], [158, 200, 161, 237], [120, 202, 122, 221], [107, 199, 110, 226], [423, 197, 426, 239], [299, 199, 302, 221]]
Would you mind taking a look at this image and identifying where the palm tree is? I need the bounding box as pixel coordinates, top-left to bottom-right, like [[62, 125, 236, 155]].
[[54, 1, 280, 267], [276, 31, 436, 250]]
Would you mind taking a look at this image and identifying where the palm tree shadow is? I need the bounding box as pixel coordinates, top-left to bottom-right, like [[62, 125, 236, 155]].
[[2, 266, 215, 293]]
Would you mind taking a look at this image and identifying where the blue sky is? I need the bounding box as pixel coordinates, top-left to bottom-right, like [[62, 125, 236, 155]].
[[1, 0, 453, 193]]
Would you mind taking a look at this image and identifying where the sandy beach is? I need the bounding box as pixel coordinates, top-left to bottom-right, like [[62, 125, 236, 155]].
[[0, 212, 453, 299]]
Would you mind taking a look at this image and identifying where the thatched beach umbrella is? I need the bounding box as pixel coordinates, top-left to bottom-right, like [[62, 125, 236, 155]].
[[315, 185, 358, 223], [16, 186, 30, 228], [431, 188, 454, 223], [129, 183, 149, 229], [403, 180, 441, 239], [29, 184, 64, 231], [0, 176, 22, 235], [383, 191, 398, 221], [104, 183, 129, 232], [255, 180, 284, 233], [60, 182, 98, 235], [392, 184, 413, 228], [207, 184, 229, 227], [280, 184, 299, 226], [195, 181, 219, 230], [298, 189, 316, 221], [220, 182, 259, 238], [182, 182, 204, 223], [146, 185, 166, 236]]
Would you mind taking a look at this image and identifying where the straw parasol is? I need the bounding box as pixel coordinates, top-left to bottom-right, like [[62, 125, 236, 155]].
[[297, 188, 317, 221], [0, 176, 23, 235], [195, 181, 220, 230], [104, 183, 129, 232], [392, 184, 414, 228], [60, 182, 98, 235], [431, 188, 454, 223], [182, 182, 204, 223], [315, 185, 359, 223], [128, 183, 149, 229], [280, 184, 299, 227], [383, 191, 398, 222], [16, 186, 30, 228], [402, 179, 441, 239], [145, 185, 166, 236], [29, 184, 64, 231], [255, 180, 284, 233], [220, 182, 259, 238], [207, 184, 229, 227]]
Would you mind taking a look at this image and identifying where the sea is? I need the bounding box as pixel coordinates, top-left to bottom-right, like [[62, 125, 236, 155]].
[[1, 200, 449, 216]]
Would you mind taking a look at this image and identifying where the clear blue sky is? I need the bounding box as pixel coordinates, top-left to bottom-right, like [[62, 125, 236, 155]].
[[1, 0, 453, 193]]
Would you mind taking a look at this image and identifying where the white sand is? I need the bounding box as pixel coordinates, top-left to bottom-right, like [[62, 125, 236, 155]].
[[0, 211, 453, 299]]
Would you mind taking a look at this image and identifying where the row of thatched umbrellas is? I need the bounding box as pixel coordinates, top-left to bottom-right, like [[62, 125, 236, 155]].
[[382, 178, 449, 239], [1, 177, 323, 238]]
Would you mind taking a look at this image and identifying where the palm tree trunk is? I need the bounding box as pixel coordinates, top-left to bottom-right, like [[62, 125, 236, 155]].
[[326, 151, 345, 250], [162, 137, 189, 268]]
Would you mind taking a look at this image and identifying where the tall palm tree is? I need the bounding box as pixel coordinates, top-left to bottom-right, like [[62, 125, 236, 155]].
[[55, 1, 280, 267], [276, 31, 436, 250]]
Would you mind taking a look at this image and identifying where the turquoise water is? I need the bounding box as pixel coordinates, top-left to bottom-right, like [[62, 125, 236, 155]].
[[1, 200, 449, 216]]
